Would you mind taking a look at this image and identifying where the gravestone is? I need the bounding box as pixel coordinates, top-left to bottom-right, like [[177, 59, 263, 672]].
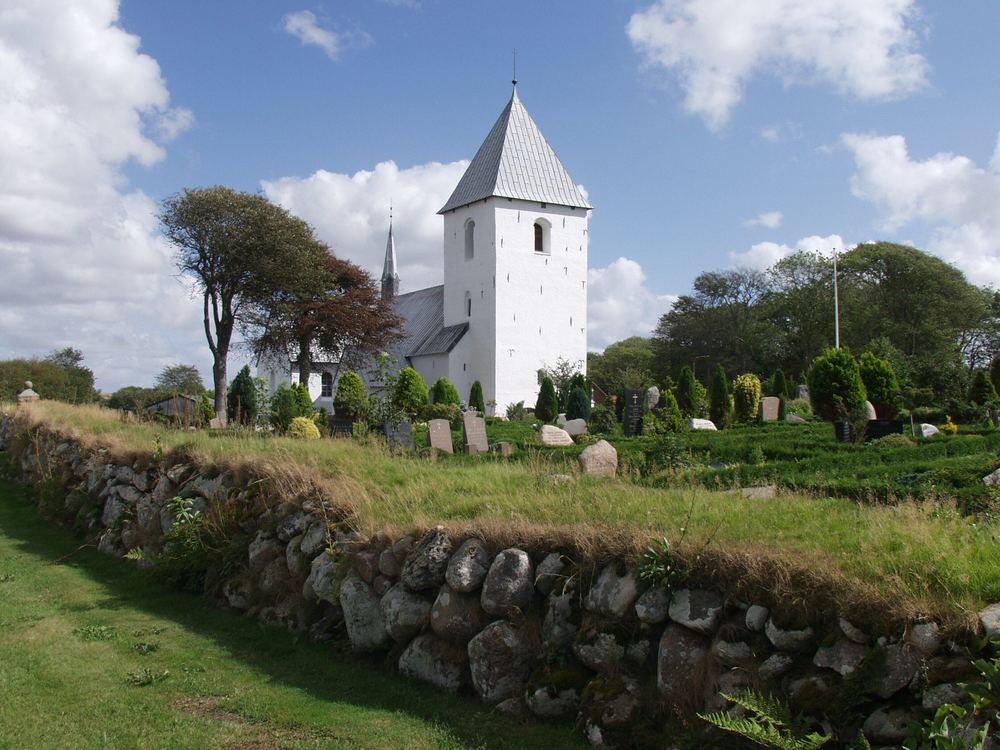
[[385, 421, 414, 451], [208, 417, 223, 429], [645, 386, 660, 410], [462, 412, 489, 455], [428, 419, 454, 454], [497, 441, 514, 457], [16, 380, 39, 406], [794, 384, 810, 403], [865, 419, 903, 441], [623, 389, 644, 437], [759, 397, 781, 422], [330, 418, 354, 438]]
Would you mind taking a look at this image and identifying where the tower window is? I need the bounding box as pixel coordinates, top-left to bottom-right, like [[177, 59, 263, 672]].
[[534, 223, 543, 252], [464, 220, 475, 260], [465, 291, 471, 317], [321, 372, 333, 398]]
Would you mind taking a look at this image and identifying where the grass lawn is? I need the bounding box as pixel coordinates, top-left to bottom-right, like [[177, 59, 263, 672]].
[[0, 473, 585, 750], [7, 402, 1000, 631]]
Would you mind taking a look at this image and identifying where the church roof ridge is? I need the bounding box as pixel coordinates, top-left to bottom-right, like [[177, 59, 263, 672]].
[[438, 87, 592, 214]]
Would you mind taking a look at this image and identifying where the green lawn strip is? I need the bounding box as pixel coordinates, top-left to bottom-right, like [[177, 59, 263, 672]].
[[0, 475, 584, 750]]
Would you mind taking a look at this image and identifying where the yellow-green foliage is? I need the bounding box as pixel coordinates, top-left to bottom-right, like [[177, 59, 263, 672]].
[[732, 373, 762, 423], [940, 416, 958, 435], [287, 416, 320, 440]]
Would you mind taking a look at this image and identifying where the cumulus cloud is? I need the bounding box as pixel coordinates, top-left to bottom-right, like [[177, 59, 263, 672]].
[[0, 0, 205, 391], [587, 258, 677, 351], [282, 10, 371, 61], [627, 0, 928, 129], [262, 160, 469, 293], [729, 234, 846, 269], [744, 210, 783, 229], [843, 131, 1000, 287]]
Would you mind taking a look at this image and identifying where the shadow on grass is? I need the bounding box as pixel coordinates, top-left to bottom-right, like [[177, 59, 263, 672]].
[[0, 471, 585, 750]]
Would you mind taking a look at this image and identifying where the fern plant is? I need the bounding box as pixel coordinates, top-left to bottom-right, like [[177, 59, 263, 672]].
[[698, 690, 831, 750]]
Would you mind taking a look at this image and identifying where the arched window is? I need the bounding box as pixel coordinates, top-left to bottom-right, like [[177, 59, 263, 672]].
[[534, 222, 544, 252], [321, 371, 333, 398], [465, 220, 475, 260]]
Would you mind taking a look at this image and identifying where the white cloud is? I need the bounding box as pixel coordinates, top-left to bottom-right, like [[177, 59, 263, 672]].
[[729, 234, 846, 269], [744, 210, 783, 229], [262, 160, 469, 293], [282, 10, 371, 61], [627, 0, 928, 129], [843, 131, 1000, 287], [0, 0, 203, 391], [587, 258, 677, 351]]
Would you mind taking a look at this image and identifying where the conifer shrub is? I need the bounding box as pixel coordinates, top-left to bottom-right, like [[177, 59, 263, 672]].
[[566, 386, 591, 420], [807, 348, 867, 422], [732, 373, 762, 423], [333, 371, 368, 422], [287, 416, 321, 440], [392, 367, 428, 419], [771, 368, 789, 399], [270, 383, 316, 432], [969, 369, 999, 408], [991, 353, 1000, 396], [675, 366, 698, 417], [469, 380, 486, 415], [709, 364, 731, 428], [226, 366, 257, 426], [429, 377, 460, 407], [535, 376, 559, 422], [859, 352, 901, 418]]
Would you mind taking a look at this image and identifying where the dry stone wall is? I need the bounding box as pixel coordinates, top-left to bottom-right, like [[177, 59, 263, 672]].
[[2, 419, 995, 749]]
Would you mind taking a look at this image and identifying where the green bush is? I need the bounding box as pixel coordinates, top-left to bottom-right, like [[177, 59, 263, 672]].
[[429, 377, 460, 407], [969, 369, 999, 409], [588, 404, 617, 433], [807, 348, 867, 422], [859, 352, 901, 418], [227, 366, 258, 425], [771, 368, 789, 399], [505, 401, 526, 421], [417, 402, 462, 429], [535, 376, 559, 422], [786, 398, 813, 419], [566, 386, 591, 420], [288, 416, 321, 440], [469, 380, 486, 415], [674, 366, 698, 418], [333, 371, 368, 422], [732, 373, 762, 424], [392, 367, 428, 419], [991, 353, 1000, 397], [709, 364, 731, 428], [197, 394, 215, 427], [271, 383, 315, 432]]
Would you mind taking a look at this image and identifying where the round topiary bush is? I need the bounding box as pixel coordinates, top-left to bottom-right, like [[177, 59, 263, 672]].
[[807, 348, 867, 422], [731, 373, 762, 423], [288, 416, 321, 440], [392, 366, 428, 419], [429, 377, 460, 406], [333, 371, 368, 422]]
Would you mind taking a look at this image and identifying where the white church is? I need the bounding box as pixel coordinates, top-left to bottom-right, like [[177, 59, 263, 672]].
[[264, 83, 591, 415]]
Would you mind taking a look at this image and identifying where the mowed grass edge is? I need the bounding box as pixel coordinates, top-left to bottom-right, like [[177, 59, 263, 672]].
[[7, 401, 1000, 633], [0, 472, 585, 750]]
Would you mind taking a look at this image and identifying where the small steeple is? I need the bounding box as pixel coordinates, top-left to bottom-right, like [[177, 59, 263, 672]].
[[380, 205, 400, 300]]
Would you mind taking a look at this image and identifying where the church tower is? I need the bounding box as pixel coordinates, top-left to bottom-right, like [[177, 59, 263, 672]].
[[380, 212, 400, 301], [437, 83, 591, 411]]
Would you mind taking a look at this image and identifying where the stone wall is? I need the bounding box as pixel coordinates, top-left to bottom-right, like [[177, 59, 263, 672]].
[[2, 418, 995, 749]]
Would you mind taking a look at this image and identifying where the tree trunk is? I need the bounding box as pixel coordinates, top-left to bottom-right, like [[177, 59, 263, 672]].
[[297, 337, 312, 389], [213, 356, 228, 427]]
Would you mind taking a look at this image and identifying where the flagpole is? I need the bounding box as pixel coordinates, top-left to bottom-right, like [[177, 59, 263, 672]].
[[833, 247, 841, 349]]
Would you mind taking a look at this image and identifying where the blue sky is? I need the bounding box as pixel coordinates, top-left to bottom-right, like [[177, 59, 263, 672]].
[[2, 0, 999, 390]]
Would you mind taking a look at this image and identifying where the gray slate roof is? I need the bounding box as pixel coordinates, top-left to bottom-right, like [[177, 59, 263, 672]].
[[390, 285, 467, 360], [439, 87, 591, 214]]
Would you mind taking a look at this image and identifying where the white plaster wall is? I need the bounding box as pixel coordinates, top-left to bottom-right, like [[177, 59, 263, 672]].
[[254, 359, 336, 412], [408, 353, 448, 394], [493, 198, 588, 411], [442, 201, 497, 404]]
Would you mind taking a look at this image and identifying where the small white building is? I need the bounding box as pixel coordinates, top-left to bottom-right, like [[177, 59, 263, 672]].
[[262, 83, 591, 415]]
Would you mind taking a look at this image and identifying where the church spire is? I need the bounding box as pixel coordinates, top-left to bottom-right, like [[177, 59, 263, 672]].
[[380, 206, 400, 300]]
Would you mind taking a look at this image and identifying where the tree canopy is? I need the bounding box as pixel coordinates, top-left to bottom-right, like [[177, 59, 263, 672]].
[[155, 364, 205, 395]]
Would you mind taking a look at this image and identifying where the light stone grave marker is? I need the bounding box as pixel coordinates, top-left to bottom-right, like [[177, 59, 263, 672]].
[[462, 412, 489, 455], [759, 396, 781, 422], [427, 419, 454, 454]]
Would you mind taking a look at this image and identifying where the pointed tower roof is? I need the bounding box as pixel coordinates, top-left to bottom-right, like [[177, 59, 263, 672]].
[[438, 87, 592, 214], [380, 214, 400, 299]]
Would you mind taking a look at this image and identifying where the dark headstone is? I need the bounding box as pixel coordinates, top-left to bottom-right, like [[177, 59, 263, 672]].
[[385, 421, 414, 450], [428, 419, 454, 454], [834, 420, 853, 443], [330, 419, 354, 438], [865, 419, 904, 441], [462, 412, 489, 455], [623, 389, 644, 437]]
